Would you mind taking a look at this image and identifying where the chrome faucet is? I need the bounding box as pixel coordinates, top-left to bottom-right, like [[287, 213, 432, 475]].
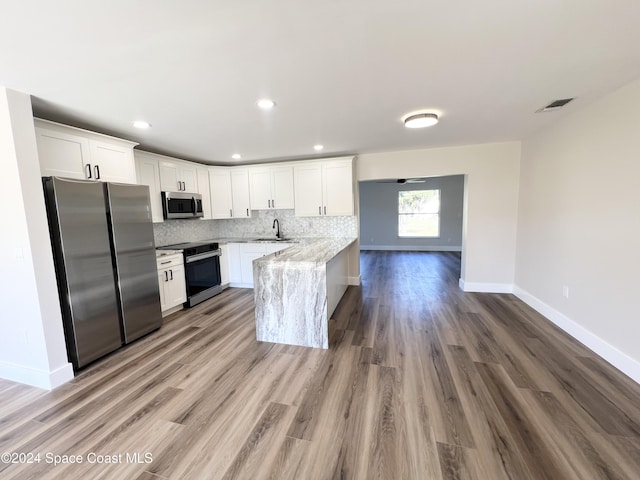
[[272, 218, 281, 239]]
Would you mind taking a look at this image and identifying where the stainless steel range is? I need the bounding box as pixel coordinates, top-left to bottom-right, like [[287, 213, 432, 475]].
[[157, 241, 222, 307]]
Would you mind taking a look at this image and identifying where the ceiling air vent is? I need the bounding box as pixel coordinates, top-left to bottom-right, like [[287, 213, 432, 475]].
[[536, 98, 575, 113]]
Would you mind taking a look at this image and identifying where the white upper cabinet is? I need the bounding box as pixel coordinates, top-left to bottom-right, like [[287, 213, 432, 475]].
[[249, 164, 294, 210], [322, 159, 354, 216], [293, 157, 354, 217], [248, 167, 271, 210], [293, 163, 323, 216], [231, 168, 252, 218], [209, 167, 233, 219], [134, 151, 164, 223], [159, 159, 197, 193], [196, 166, 212, 219], [35, 119, 138, 184], [88, 141, 137, 184]]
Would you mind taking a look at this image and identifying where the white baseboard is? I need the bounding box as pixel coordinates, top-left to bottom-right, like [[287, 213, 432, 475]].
[[360, 245, 462, 252], [513, 286, 640, 385], [0, 361, 74, 390], [161, 304, 184, 318], [459, 279, 514, 293], [348, 275, 361, 286]]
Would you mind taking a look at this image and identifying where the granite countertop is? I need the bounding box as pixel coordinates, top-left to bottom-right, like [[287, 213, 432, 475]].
[[254, 237, 357, 265], [155, 249, 182, 258], [207, 237, 299, 244]]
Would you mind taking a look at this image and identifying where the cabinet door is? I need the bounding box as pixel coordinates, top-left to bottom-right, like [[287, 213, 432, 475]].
[[196, 167, 212, 219], [209, 168, 233, 219], [239, 244, 266, 285], [35, 127, 90, 179], [89, 141, 136, 184], [159, 161, 181, 191], [219, 245, 230, 285], [271, 165, 295, 209], [179, 163, 198, 193], [323, 160, 354, 216], [158, 270, 168, 311], [248, 166, 272, 210], [135, 154, 164, 223], [167, 264, 187, 306], [226, 243, 242, 283], [231, 168, 252, 218], [294, 163, 323, 217]]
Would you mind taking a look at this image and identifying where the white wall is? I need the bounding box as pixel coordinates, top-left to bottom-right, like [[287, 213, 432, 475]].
[[359, 175, 464, 251], [357, 142, 521, 291], [515, 79, 640, 382], [0, 88, 73, 389]]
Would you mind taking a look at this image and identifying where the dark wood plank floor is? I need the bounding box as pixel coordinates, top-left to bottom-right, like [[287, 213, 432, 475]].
[[1, 251, 639, 479]]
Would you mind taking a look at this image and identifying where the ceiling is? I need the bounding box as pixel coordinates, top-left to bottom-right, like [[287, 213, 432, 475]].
[[1, 1, 639, 165]]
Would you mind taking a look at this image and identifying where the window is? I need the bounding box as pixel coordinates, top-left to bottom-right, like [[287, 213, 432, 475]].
[[398, 189, 440, 237]]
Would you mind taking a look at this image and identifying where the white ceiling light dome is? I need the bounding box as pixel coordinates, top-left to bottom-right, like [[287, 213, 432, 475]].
[[403, 112, 439, 128]]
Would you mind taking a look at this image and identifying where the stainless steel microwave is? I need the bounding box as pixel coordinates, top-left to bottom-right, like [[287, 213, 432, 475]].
[[161, 191, 204, 219]]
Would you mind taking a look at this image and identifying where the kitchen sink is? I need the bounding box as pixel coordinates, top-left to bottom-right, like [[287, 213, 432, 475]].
[[252, 237, 294, 242]]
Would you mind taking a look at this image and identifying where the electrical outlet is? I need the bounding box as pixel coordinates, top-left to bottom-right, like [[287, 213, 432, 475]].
[[562, 285, 569, 299]]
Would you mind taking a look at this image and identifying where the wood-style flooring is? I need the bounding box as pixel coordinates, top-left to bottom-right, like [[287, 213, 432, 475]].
[[1, 251, 639, 479]]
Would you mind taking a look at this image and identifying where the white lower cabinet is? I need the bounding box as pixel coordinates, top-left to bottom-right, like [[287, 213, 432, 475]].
[[240, 244, 268, 287], [157, 254, 186, 316], [226, 244, 242, 284], [219, 244, 230, 286], [227, 242, 292, 288]]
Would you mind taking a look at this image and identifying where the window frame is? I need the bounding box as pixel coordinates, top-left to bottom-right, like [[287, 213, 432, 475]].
[[397, 188, 441, 238]]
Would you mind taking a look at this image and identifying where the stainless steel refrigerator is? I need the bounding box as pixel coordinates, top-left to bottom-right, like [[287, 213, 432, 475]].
[[43, 176, 162, 369]]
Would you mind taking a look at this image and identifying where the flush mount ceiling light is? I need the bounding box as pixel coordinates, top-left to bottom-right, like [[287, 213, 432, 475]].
[[132, 120, 151, 129], [313, 144, 324, 151], [257, 99, 276, 109], [403, 113, 439, 129], [232, 153, 242, 160]]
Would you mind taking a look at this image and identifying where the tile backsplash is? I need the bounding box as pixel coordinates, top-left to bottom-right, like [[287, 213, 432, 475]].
[[153, 209, 358, 246]]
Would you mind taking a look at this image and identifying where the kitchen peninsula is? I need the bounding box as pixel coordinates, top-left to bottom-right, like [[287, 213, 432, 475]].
[[253, 237, 356, 348]]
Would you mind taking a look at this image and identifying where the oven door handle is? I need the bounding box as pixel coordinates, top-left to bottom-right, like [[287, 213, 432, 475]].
[[185, 249, 222, 263]]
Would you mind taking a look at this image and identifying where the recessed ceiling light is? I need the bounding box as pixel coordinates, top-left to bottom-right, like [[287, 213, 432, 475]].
[[313, 145, 324, 151], [232, 154, 242, 160], [403, 113, 439, 128], [132, 120, 151, 129], [257, 99, 276, 109]]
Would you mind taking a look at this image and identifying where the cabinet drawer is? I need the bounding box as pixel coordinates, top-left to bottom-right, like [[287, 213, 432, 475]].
[[156, 254, 183, 270]]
